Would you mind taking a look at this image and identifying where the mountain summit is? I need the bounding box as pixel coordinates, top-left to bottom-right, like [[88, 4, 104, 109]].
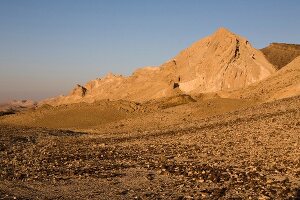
[[166, 27, 275, 93], [42, 28, 276, 105]]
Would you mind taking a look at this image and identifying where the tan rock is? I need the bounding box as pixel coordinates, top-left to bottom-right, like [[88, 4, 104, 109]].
[[227, 55, 300, 101], [70, 84, 87, 97], [170, 27, 275, 93], [41, 28, 276, 106]]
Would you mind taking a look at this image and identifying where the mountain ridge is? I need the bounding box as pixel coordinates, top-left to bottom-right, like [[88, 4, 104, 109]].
[[41, 28, 276, 106]]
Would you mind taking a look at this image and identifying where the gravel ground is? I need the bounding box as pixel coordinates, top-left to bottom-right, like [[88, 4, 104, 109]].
[[0, 97, 300, 199]]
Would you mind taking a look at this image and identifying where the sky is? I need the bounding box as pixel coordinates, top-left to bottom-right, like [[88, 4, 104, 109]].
[[0, 0, 300, 102]]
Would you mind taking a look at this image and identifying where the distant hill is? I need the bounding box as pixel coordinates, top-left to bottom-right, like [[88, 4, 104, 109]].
[[261, 43, 300, 69]]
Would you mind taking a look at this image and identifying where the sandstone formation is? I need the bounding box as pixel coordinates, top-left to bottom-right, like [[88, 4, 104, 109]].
[[227, 56, 300, 101], [167, 28, 276, 93], [41, 28, 276, 106], [70, 84, 87, 97]]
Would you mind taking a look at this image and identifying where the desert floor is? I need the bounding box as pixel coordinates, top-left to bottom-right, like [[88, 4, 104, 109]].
[[0, 96, 299, 199]]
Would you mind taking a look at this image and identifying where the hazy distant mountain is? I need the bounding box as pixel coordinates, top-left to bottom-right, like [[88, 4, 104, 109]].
[[227, 55, 300, 101], [0, 100, 36, 115]]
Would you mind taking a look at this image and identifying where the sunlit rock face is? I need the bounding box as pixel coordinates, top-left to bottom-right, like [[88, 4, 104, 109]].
[[41, 28, 276, 106]]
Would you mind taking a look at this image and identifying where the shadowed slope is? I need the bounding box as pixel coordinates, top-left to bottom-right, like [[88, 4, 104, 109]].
[[261, 43, 300, 69]]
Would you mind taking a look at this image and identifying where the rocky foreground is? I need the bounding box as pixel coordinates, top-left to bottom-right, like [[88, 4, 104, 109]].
[[0, 96, 300, 199]]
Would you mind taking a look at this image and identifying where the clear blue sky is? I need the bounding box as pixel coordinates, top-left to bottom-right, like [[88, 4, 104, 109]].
[[0, 0, 300, 102]]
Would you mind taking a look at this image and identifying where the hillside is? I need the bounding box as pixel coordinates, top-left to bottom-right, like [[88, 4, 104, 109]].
[[41, 28, 275, 106], [261, 43, 300, 69], [227, 56, 300, 101], [1, 95, 255, 131]]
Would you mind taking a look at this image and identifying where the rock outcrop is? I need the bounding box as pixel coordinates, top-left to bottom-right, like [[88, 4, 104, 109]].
[[227, 56, 300, 101], [70, 84, 87, 97], [41, 28, 276, 106], [165, 28, 275, 94]]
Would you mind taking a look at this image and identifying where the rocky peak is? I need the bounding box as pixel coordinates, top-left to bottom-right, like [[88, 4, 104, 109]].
[[213, 27, 235, 37], [168, 27, 275, 93], [41, 27, 277, 105]]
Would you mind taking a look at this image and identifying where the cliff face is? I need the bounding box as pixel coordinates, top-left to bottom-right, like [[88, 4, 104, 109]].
[[261, 43, 300, 69], [41, 28, 276, 106]]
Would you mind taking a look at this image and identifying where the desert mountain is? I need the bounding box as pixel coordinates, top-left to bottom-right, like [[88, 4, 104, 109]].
[[41, 28, 276, 106], [227, 55, 300, 101], [261, 43, 300, 69], [163, 28, 275, 93], [2, 30, 300, 200]]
